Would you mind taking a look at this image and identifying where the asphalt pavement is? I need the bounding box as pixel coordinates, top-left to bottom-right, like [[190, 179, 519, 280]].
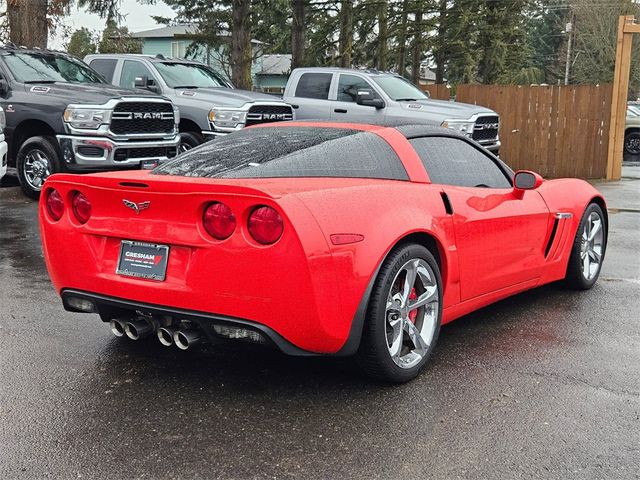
[[0, 168, 639, 479]]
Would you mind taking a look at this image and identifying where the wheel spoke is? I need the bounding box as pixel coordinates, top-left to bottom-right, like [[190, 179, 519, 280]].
[[587, 249, 601, 264], [405, 320, 429, 355], [388, 318, 404, 358], [400, 260, 419, 306], [582, 254, 590, 278], [408, 285, 437, 311], [588, 220, 601, 241]]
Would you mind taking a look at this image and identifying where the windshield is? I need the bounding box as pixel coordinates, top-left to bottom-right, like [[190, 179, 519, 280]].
[[372, 75, 429, 101], [155, 62, 230, 88], [2, 52, 105, 84]]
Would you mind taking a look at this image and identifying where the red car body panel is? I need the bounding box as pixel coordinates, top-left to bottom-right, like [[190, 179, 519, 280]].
[[39, 123, 606, 355]]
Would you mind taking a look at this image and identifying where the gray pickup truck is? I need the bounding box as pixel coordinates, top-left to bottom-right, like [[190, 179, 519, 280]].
[[85, 54, 294, 150], [283, 67, 500, 153]]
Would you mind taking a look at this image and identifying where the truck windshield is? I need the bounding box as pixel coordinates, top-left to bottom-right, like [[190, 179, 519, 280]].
[[155, 62, 230, 88], [2, 52, 105, 84], [372, 75, 429, 101]]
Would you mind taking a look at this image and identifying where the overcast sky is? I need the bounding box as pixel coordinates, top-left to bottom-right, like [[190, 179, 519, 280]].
[[52, 0, 177, 49]]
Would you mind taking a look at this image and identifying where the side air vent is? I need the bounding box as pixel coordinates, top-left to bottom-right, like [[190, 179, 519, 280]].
[[544, 218, 559, 257]]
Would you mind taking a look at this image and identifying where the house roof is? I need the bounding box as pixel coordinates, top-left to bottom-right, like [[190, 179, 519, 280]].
[[257, 54, 292, 75], [132, 23, 264, 44]]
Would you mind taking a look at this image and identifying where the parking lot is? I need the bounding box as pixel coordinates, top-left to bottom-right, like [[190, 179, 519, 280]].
[[1, 168, 639, 479]]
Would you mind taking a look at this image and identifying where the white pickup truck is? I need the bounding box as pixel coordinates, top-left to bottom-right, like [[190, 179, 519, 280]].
[[282, 67, 501, 154]]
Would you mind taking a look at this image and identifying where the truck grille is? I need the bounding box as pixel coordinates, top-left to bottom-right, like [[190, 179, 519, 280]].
[[111, 102, 175, 135], [245, 105, 294, 127], [473, 115, 499, 142]]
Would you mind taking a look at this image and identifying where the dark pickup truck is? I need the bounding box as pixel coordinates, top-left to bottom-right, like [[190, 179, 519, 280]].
[[0, 45, 180, 199]]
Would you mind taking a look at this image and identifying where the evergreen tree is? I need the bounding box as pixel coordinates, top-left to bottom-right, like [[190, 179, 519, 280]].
[[67, 27, 97, 58]]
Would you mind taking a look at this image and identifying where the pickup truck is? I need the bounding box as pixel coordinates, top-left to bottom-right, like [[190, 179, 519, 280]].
[[0, 45, 180, 199], [282, 67, 501, 154], [85, 54, 294, 149]]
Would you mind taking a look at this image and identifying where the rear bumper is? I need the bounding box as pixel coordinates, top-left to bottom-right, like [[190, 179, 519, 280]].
[[57, 134, 180, 170], [61, 289, 317, 356]]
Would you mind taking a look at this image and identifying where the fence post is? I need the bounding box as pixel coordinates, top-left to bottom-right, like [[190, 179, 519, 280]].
[[607, 15, 635, 180]]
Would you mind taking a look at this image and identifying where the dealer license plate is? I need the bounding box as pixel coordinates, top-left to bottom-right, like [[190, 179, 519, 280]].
[[116, 240, 170, 281]]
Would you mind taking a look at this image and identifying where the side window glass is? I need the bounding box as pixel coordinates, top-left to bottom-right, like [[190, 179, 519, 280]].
[[89, 59, 117, 83], [119, 61, 155, 89], [410, 136, 511, 188], [337, 74, 378, 103], [294, 73, 332, 100]]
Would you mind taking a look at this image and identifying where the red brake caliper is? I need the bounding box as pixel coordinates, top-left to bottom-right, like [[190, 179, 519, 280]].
[[408, 288, 418, 323]]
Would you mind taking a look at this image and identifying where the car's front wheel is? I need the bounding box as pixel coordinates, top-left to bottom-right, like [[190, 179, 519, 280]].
[[16, 136, 63, 200], [357, 243, 442, 383], [565, 203, 607, 289]]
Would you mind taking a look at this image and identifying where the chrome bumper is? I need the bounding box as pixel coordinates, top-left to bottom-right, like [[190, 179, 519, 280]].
[[57, 134, 180, 169]]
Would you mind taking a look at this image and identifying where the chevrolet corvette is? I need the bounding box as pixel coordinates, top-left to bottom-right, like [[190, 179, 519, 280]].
[[40, 122, 607, 382]]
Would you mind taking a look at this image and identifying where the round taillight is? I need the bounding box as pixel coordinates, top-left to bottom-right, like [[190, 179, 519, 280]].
[[72, 191, 92, 224], [46, 188, 64, 221], [203, 202, 236, 240], [248, 206, 283, 245]]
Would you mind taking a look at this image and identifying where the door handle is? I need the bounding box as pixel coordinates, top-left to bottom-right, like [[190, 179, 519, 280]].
[[334, 108, 348, 114]]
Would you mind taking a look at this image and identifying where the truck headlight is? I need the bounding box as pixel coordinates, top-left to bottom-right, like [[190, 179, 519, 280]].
[[173, 105, 180, 125], [208, 108, 247, 129], [0, 107, 5, 133], [441, 119, 475, 138], [63, 107, 111, 129]]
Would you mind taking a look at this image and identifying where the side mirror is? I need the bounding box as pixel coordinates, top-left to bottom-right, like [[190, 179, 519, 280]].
[[0, 78, 8, 96], [134, 75, 148, 88], [356, 89, 385, 109], [513, 170, 543, 197]]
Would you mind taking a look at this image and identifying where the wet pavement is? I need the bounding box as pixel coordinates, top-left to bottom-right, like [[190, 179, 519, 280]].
[[1, 169, 639, 479]]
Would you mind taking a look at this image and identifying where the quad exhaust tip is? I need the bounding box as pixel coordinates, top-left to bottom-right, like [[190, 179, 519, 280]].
[[124, 319, 153, 340], [110, 319, 126, 338], [173, 329, 201, 350], [157, 327, 177, 347]]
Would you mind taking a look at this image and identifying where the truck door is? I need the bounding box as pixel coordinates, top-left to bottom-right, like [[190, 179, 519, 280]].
[[330, 73, 387, 122], [286, 72, 333, 120]]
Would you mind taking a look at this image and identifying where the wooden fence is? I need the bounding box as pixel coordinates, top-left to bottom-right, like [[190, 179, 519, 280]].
[[421, 83, 451, 101], [420, 84, 613, 179]]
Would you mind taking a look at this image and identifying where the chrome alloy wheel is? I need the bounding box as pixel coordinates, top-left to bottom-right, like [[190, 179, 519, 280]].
[[580, 211, 604, 281], [385, 258, 439, 369], [23, 149, 52, 191]]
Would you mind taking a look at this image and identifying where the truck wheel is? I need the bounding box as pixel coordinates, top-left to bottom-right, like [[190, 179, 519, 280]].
[[179, 132, 202, 153], [624, 131, 640, 155], [16, 136, 64, 200]]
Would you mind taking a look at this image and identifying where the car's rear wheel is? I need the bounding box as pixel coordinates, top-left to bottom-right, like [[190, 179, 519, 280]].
[[357, 244, 442, 383], [565, 203, 607, 289], [16, 136, 63, 200]]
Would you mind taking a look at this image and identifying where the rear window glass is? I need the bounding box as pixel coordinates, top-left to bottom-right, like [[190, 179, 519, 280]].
[[294, 73, 332, 100], [89, 59, 117, 82], [152, 127, 408, 181]]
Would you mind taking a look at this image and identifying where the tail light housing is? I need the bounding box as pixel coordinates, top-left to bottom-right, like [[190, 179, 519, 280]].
[[248, 206, 283, 245], [45, 188, 64, 221], [203, 202, 236, 240], [72, 191, 92, 224]]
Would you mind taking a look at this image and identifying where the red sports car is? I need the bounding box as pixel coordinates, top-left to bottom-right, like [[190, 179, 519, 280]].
[[40, 122, 607, 382]]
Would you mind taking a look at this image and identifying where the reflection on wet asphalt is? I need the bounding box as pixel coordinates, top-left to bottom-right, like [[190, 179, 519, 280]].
[[0, 186, 639, 479]]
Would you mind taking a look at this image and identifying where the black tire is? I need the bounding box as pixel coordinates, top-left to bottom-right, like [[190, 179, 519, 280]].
[[179, 132, 203, 153], [356, 243, 443, 383], [624, 131, 640, 155], [16, 136, 64, 200], [564, 203, 607, 290]]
